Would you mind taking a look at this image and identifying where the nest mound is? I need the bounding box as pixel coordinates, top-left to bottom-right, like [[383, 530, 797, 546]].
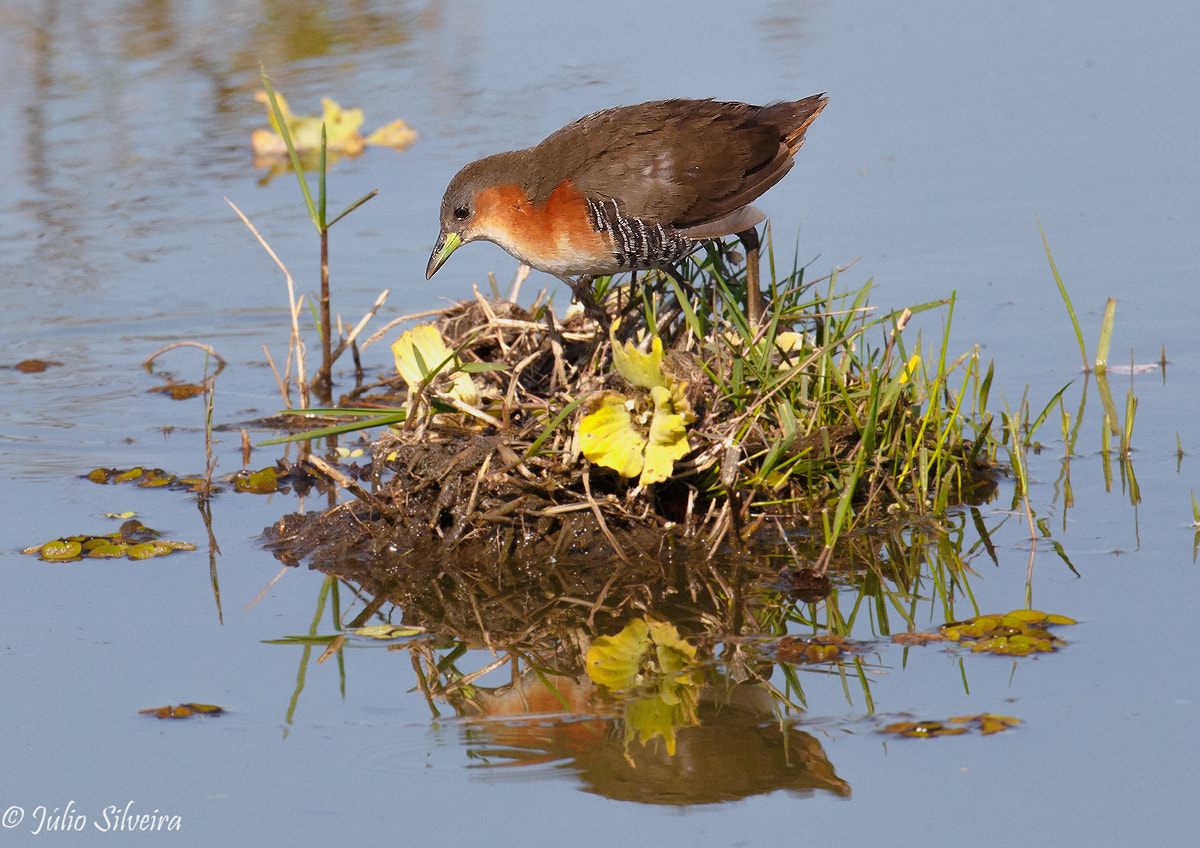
[[264, 262, 996, 587]]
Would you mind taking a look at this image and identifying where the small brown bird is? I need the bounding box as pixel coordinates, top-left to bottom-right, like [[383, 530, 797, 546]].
[[427, 95, 827, 322]]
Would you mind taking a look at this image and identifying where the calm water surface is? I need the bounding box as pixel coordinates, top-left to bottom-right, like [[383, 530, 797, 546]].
[[2, 0, 1197, 845]]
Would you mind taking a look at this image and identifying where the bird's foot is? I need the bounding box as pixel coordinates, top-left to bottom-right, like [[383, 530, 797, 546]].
[[566, 275, 612, 333]]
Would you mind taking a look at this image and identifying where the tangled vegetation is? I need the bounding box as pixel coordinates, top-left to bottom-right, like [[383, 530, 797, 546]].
[[265, 242, 999, 577]]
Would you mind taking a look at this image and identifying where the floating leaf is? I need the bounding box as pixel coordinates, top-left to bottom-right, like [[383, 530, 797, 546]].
[[125, 543, 160, 560], [139, 703, 225, 720], [253, 92, 363, 155], [160, 541, 197, 552], [647, 620, 697, 680], [586, 619, 697, 696], [776, 635, 851, 663], [117, 518, 157, 539], [940, 609, 1074, 655], [39, 539, 82, 561], [880, 721, 969, 738], [319, 97, 366, 152], [85, 543, 126, 559], [967, 713, 1022, 735], [85, 467, 187, 489], [881, 713, 1019, 738], [234, 467, 279, 494], [24, 523, 194, 563], [252, 90, 416, 163], [892, 631, 947, 645], [1003, 609, 1046, 623], [148, 382, 206, 400], [14, 359, 62, 373], [138, 469, 176, 487]]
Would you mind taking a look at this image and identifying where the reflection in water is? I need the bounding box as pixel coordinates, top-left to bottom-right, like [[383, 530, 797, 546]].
[[4, 0, 415, 291], [460, 673, 850, 804], [266, 503, 1001, 802]]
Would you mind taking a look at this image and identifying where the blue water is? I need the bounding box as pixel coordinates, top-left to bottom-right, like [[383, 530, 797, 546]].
[[2, 1, 1197, 844]]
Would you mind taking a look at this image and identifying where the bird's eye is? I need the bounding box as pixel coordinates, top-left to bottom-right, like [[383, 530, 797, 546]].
[[453, 205, 471, 221]]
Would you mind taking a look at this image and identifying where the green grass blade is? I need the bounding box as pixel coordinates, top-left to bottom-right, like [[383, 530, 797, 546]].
[[328, 190, 380, 228], [1039, 218, 1088, 371], [525, 395, 588, 458], [257, 412, 407, 446], [260, 68, 320, 230], [1094, 297, 1116, 373]]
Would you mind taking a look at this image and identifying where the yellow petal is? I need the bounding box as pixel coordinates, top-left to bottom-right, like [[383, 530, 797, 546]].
[[392, 325, 479, 407], [647, 619, 697, 674], [639, 385, 691, 486], [625, 694, 680, 756], [254, 90, 294, 133], [585, 619, 651, 690], [669, 381, 696, 424], [393, 325, 451, 390], [393, 326, 451, 388], [774, 331, 808, 352], [578, 394, 646, 478], [250, 127, 287, 156], [320, 97, 365, 153], [610, 327, 666, 389], [365, 119, 419, 150], [286, 114, 327, 153], [449, 372, 480, 406], [321, 97, 364, 136]]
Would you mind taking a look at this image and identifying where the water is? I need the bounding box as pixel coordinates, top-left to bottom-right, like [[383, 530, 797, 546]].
[[2, 0, 1197, 844]]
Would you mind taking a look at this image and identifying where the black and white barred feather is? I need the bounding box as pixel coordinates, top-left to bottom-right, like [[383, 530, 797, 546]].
[[586, 198, 696, 269]]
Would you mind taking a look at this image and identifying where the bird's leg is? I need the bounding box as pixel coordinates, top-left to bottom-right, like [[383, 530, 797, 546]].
[[737, 227, 763, 324], [566, 274, 611, 333]]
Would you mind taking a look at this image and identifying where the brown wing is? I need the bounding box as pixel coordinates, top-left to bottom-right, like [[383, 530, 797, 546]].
[[531, 96, 826, 229]]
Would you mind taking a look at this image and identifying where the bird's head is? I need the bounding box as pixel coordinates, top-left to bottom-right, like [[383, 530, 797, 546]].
[[427, 153, 528, 279]]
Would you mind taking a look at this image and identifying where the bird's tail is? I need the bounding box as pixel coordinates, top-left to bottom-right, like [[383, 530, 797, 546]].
[[765, 94, 829, 154]]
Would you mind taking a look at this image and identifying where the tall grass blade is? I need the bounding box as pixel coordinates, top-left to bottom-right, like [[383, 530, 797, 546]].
[[1039, 219, 1088, 371], [260, 68, 320, 229], [1094, 297, 1116, 373]]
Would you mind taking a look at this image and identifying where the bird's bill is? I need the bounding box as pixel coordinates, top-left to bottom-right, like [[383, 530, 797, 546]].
[[426, 231, 463, 279]]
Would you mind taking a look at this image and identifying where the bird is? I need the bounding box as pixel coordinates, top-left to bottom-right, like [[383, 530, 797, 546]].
[[426, 94, 827, 324]]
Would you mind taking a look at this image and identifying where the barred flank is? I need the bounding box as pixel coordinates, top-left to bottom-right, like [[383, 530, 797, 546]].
[[587, 198, 695, 269]]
